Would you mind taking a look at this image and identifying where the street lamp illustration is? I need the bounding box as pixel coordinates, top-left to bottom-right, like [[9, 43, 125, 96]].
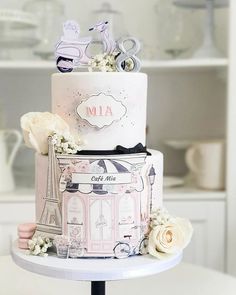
[[148, 165, 156, 215]]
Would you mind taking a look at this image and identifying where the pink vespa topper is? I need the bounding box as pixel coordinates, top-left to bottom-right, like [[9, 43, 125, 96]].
[[55, 20, 92, 72], [55, 20, 116, 72], [55, 20, 141, 73]]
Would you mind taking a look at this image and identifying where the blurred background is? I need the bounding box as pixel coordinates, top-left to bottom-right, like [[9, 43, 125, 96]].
[[1, 0, 235, 278]]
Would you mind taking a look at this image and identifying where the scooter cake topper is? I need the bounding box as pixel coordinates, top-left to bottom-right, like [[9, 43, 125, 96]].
[[55, 20, 141, 73]]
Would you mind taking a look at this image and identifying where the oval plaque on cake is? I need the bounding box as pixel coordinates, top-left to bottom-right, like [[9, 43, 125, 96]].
[[76, 93, 127, 128]]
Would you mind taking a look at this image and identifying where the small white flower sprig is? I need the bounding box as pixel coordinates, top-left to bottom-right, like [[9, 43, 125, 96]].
[[88, 52, 134, 72], [148, 208, 193, 259], [51, 132, 81, 154], [28, 236, 53, 257], [89, 53, 117, 72], [149, 208, 171, 228]]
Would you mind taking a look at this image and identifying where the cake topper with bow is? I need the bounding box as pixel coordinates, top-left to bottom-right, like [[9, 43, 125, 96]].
[[55, 20, 141, 73]]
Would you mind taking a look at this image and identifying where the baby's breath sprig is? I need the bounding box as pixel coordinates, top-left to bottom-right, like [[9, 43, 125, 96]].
[[51, 132, 81, 154], [88, 52, 118, 72], [28, 236, 53, 257]]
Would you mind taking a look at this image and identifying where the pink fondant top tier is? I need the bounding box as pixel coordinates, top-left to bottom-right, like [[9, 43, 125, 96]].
[[52, 72, 147, 150]]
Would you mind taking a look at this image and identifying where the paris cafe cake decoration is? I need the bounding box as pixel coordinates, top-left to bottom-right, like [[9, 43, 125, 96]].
[[19, 113, 193, 259], [17, 20, 193, 260]]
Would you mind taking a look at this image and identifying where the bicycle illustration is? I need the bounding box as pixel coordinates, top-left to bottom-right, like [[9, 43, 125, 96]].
[[113, 233, 149, 259]]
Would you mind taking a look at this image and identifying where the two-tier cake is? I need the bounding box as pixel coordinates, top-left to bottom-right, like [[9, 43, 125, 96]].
[[18, 20, 192, 260], [35, 72, 163, 258]]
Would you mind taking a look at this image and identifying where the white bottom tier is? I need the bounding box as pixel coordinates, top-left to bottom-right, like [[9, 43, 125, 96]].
[[35, 149, 163, 258]]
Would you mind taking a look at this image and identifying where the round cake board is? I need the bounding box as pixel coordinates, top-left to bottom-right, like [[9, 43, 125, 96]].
[[11, 241, 182, 295]]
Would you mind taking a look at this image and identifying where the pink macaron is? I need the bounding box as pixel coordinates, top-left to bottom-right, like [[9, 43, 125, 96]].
[[17, 223, 36, 233], [18, 230, 34, 239], [18, 238, 30, 250], [18, 223, 36, 239]]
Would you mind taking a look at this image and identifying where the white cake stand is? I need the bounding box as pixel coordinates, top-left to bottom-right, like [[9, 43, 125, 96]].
[[11, 242, 182, 295], [174, 0, 228, 58]]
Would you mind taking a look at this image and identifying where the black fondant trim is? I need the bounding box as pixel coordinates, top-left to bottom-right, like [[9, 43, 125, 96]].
[[76, 143, 152, 156]]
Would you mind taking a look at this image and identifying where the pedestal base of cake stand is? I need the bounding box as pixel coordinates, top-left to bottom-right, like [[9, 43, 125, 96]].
[[91, 281, 105, 295], [11, 241, 182, 295]]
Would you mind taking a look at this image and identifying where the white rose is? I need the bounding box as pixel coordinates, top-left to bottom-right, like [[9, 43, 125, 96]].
[[20, 112, 70, 154], [148, 217, 193, 259]]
